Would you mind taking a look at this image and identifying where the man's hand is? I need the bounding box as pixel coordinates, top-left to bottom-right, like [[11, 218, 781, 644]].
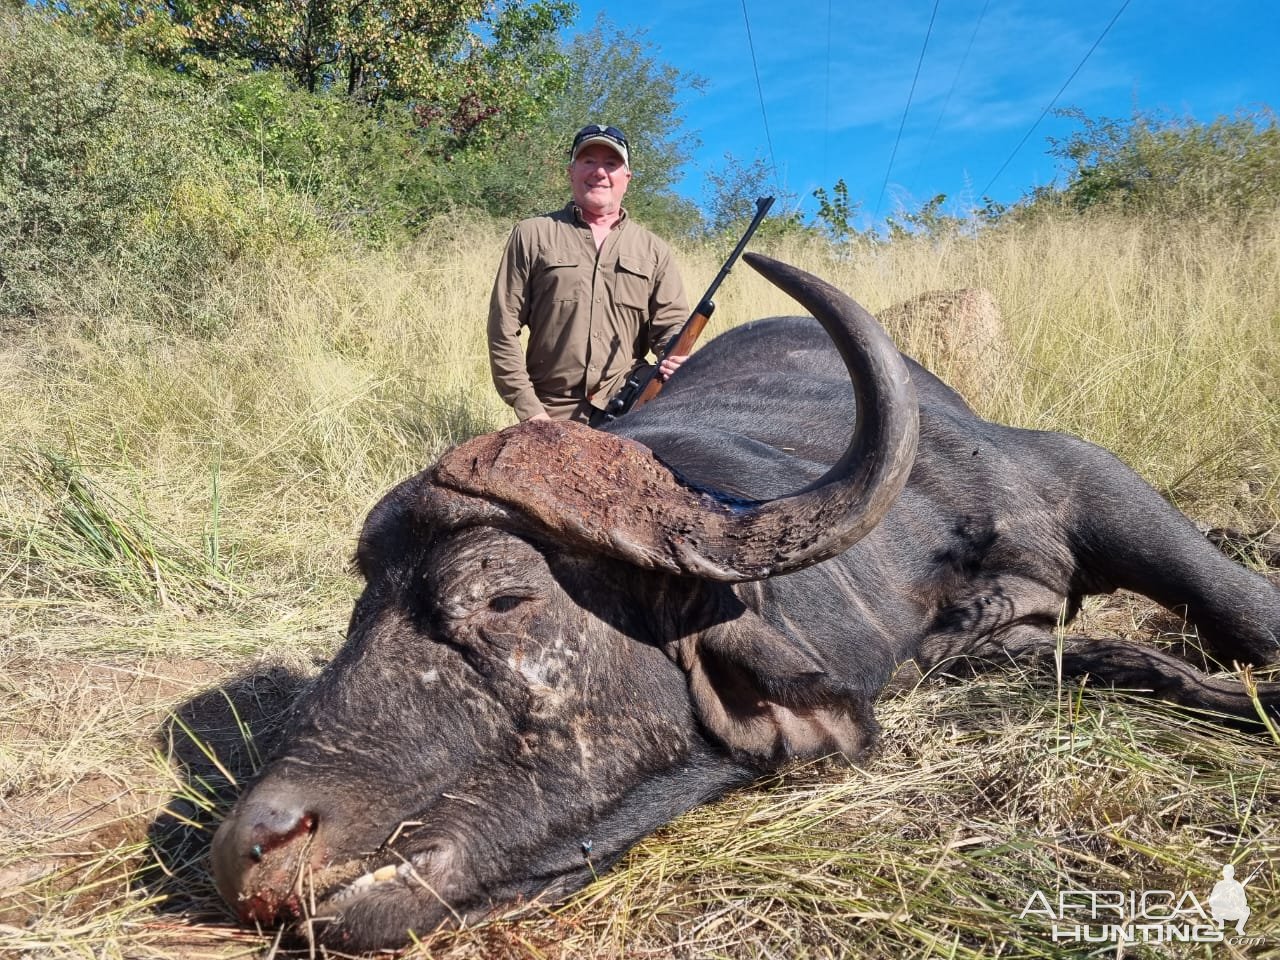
[[527, 411, 552, 422], [657, 354, 688, 381]]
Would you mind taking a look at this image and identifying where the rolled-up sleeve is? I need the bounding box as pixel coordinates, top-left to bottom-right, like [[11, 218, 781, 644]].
[[487, 227, 546, 421]]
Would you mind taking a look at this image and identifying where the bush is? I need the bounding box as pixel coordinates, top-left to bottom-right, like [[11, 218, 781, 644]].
[[1033, 106, 1280, 225], [0, 10, 131, 315], [221, 72, 442, 241], [0, 9, 323, 322]]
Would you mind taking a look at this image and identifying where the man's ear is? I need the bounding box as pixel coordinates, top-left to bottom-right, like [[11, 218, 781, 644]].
[[668, 607, 878, 767]]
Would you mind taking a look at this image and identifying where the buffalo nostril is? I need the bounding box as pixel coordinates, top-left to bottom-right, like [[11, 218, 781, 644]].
[[247, 808, 319, 861], [211, 793, 322, 924]]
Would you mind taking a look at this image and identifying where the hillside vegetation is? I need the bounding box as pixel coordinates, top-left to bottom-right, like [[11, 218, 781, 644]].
[[3, 205, 1279, 956], [3, 213, 1276, 625]]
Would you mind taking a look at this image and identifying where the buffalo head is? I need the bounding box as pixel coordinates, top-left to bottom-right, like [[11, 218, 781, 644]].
[[210, 256, 919, 950]]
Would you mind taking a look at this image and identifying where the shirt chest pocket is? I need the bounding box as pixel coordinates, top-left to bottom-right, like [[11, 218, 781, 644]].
[[612, 255, 652, 310], [535, 256, 582, 304]]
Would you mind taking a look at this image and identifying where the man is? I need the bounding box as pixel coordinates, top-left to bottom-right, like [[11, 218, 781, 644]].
[[488, 124, 689, 423]]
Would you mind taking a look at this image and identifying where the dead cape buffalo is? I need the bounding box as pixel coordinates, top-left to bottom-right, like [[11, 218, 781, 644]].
[[212, 253, 1280, 951]]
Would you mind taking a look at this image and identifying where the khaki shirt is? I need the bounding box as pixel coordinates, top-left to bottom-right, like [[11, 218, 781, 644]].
[[488, 203, 688, 421]]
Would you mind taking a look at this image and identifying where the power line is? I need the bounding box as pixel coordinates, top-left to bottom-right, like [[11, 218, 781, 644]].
[[823, 0, 833, 185], [922, 0, 989, 160], [740, 0, 780, 191], [875, 0, 942, 219], [979, 0, 1132, 198]]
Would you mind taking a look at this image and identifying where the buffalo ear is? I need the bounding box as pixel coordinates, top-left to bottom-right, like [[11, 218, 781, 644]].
[[670, 609, 877, 767]]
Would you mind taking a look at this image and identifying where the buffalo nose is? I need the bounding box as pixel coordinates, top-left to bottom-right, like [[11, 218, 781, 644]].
[[212, 793, 320, 921]]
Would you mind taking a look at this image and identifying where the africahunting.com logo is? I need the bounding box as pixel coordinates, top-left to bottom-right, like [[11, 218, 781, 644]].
[[1018, 864, 1266, 946]]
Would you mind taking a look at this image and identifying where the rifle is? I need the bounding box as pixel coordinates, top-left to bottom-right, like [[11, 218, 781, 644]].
[[590, 195, 775, 428]]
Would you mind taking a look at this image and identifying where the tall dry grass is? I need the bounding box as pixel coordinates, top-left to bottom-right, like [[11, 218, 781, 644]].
[[2, 211, 1278, 958], [3, 211, 1277, 621]]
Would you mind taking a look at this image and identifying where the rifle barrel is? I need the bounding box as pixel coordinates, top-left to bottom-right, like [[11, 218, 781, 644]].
[[591, 195, 775, 426], [655, 195, 775, 364]]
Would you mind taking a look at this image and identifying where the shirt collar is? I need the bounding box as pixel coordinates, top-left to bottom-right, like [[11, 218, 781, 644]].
[[568, 201, 629, 228]]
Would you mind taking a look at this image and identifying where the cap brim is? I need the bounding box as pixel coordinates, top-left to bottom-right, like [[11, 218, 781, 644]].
[[571, 136, 629, 166]]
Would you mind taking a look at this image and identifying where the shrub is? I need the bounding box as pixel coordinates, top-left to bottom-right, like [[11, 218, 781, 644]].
[[1035, 106, 1280, 225], [0, 8, 323, 323]]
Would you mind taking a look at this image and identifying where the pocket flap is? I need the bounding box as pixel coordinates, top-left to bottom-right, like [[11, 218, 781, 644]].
[[616, 254, 652, 280]]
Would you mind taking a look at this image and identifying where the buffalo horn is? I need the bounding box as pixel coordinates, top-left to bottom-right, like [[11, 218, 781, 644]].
[[426, 253, 918, 582]]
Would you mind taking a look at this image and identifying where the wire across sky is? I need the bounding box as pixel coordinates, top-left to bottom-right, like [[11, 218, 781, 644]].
[[570, 0, 1277, 222]]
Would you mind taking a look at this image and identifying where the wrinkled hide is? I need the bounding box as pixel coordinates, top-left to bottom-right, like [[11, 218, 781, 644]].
[[212, 254, 1280, 951]]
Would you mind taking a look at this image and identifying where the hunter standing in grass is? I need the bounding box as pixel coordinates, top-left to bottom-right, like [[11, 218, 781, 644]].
[[488, 124, 689, 423]]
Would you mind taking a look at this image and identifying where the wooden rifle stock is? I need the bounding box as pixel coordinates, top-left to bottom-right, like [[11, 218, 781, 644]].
[[590, 195, 774, 428], [629, 307, 713, 412]]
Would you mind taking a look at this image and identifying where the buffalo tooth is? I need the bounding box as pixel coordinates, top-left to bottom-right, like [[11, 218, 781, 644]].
[[372, 864, 398, 882], [349, 872, 375, 892], [329, 883, 358, 904]]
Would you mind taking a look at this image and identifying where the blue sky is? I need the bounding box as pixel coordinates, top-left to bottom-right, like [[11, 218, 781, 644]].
[[566, 0, 1279, 226]]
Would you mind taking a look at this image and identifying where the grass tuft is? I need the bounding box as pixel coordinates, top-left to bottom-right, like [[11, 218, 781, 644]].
[[5, 447, 239, 613]]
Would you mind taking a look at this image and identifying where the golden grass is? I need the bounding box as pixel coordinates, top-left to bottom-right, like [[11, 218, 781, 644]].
[[3, 211, 1277, 616], [2, 210, 1279, 957]]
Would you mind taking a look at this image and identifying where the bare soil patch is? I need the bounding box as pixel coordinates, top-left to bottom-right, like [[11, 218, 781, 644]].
[[0, 649, 310, 951]]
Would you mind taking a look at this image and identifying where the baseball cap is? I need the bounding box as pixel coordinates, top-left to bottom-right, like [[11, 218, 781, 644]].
[[570, 124, 630, 167]]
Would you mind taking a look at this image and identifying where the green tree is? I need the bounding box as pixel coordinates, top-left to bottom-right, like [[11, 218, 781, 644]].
[[48, 0, 574, 146], [222, 71, 440, 238], [543, 16, 703, 233], [813, 178, 859, 243], [884, 193, 965, 240], [0, 8, 319, 319], [47, 0, 196, 70], [444, 16, 705, 233], [552, 19, 698, 198], [1040, 106, 1280, 222], [705, 154, 766, 233], [703, 154, 802, 239]]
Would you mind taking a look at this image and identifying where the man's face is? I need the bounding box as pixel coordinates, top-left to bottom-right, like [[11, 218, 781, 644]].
[[569, 144, 632, 216]]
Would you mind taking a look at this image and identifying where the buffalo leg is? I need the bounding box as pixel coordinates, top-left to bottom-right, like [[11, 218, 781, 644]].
[[999, 628, 1280, 725], [903, 621, 1279, 725], [1062, 442, 1280, 666]]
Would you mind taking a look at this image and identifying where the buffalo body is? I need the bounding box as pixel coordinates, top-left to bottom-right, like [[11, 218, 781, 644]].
[[211, 255, 1280, 950]]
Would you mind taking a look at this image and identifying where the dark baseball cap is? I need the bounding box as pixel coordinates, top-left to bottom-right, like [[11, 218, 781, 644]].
[[570, 124, 630, 166]]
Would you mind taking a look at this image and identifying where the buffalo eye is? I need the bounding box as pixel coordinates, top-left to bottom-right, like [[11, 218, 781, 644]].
[[488, 595, 527, 613]]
